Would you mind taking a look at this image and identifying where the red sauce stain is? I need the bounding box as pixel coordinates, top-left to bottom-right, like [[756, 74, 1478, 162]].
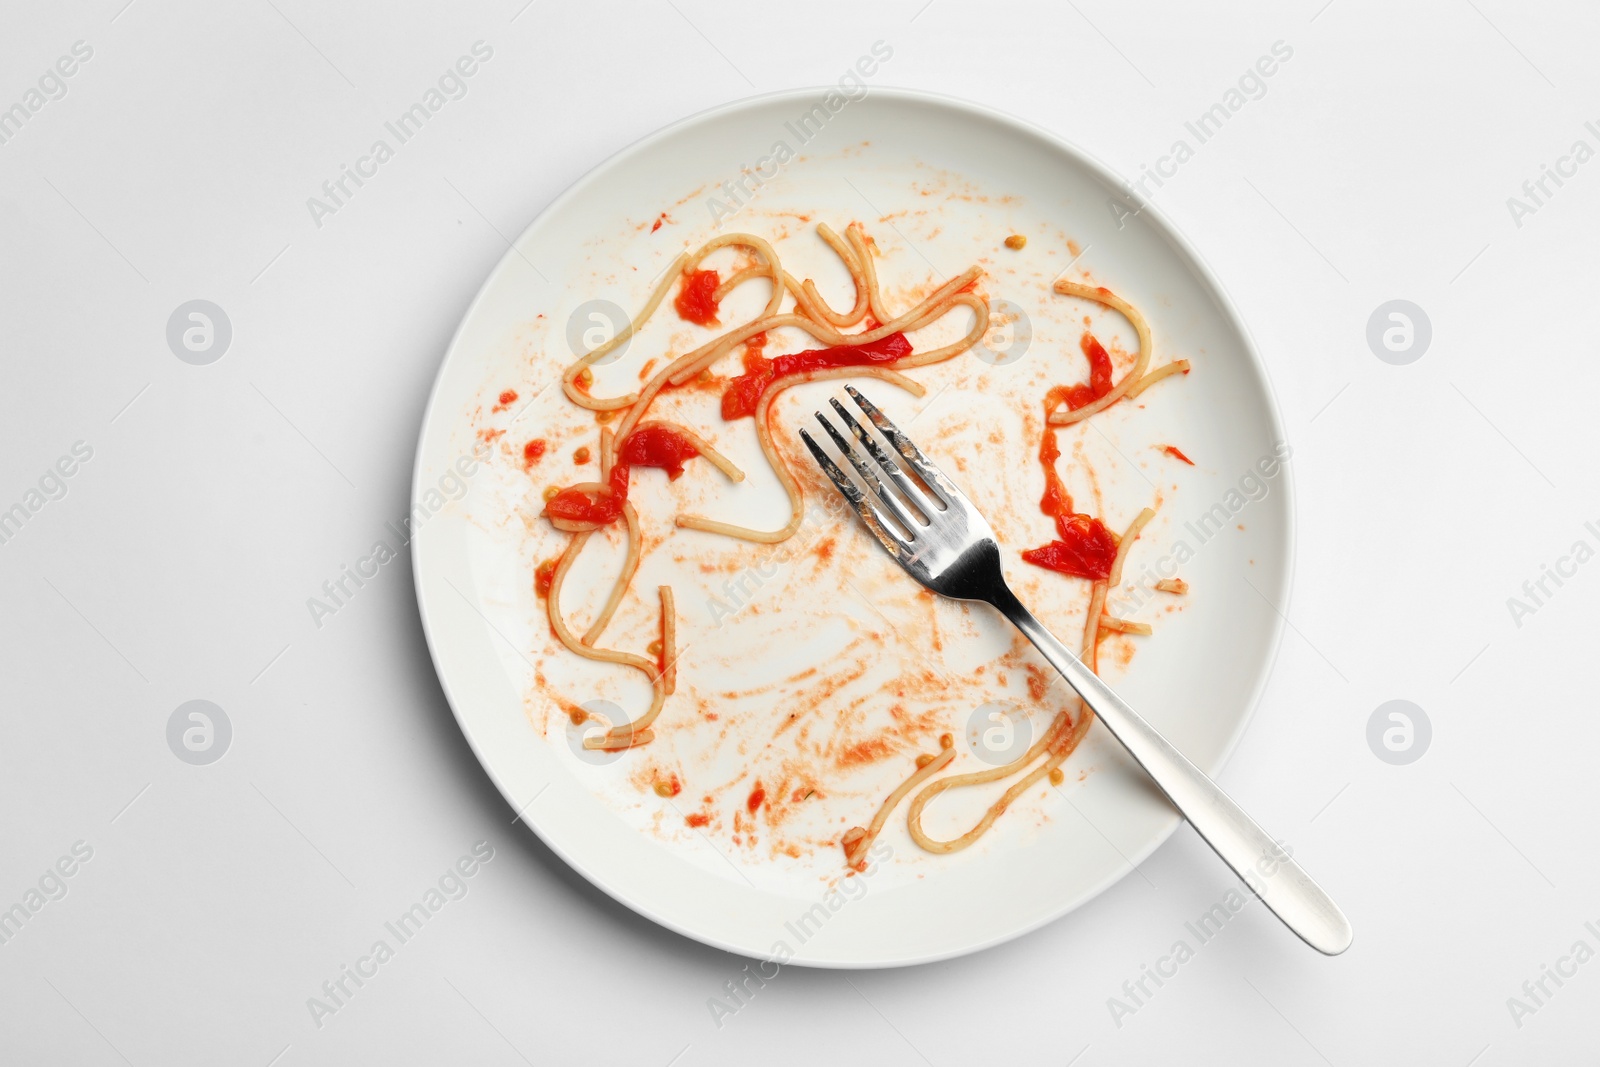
[[1051, 333, 1114, 413], [720, 350, 774, 421], [545, 463, 629, 526], [721, 332, 911, 420], [1024, 517, 1118, 580], [1162, 445, 1195, 465], [1035, 428, 1071, 518], [1021, 428, 1118, 581], [686, 812, 710, 828], [838, 737, 895, 767], [747, 784, 765, 814], [1026, 664, 1049, 703], [523, 439, 547, 467], [618, 425, 700, 480], [650, 211, 671, 233], [495, 389, 518, 411], [674, 268, 721, 325], [534, 559, 557, 598]]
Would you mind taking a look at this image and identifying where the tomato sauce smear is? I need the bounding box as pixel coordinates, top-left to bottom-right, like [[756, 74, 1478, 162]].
[[721, 332, 912, 420], [1064, 332, 1115, 411], [618, 425, 700, 480], [1021, 429, 1119, 581], [542, 427, 706, 526], [543, 464, 630, 527], [674, 269, 721, 326], [534, 558, 557, 598]]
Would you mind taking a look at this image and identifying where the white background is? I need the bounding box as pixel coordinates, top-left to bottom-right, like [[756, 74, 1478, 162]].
[[2, 1, 1596, 1063]]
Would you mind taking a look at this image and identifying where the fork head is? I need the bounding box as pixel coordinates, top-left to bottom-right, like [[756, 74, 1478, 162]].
[[799, 386, 1007, 605]]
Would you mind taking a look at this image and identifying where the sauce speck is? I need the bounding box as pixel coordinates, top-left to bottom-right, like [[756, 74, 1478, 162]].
[[534, 559, 557, 598]]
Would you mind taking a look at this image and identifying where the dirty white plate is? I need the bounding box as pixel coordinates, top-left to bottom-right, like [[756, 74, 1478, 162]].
[[412, 88, 1292, 967]]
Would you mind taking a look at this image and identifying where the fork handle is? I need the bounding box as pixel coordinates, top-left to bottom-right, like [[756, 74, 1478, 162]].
[[990, 586, 1353, 955]]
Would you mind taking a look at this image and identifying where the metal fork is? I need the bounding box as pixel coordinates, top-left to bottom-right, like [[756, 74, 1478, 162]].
[[800, 386, 1352, 956]]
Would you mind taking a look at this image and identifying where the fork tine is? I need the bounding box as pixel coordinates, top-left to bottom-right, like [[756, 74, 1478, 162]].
[[798, 429, 913, 557], [814, 411, 923, 537], [827, 397, 938, 520], [844, 385, 965, 507]]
